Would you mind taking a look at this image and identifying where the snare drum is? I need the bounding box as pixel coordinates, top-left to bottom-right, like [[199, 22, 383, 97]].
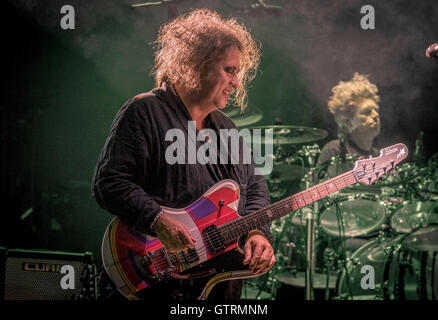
[[319, 193, 388, 238], [336, 224, 438, 300]]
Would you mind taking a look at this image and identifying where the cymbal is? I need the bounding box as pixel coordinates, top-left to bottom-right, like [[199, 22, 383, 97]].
[[247, 125, 328, 145], [223, 104, 263, 127]]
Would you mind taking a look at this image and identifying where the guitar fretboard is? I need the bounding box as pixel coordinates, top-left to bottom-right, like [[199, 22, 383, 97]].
[[219, 170, 357, 243]]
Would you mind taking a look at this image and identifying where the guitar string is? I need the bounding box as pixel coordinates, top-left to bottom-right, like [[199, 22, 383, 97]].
[[218, 171, 356, 237], [218, 161, 394, 238], [145, 162, 397, 270], [148, 162, 394, 269], [160, 162, 394, 266], [218, 164, 389, 243]]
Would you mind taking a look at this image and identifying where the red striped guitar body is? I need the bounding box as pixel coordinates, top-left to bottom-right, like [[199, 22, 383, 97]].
[[102, 180, 258, 300]]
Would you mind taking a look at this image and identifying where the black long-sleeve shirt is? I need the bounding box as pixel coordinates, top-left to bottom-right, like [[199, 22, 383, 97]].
[[92, 82, 272, 243]]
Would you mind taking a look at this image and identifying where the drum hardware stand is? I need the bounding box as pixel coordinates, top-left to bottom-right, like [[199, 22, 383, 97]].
[[302, 147, 323, 300], [286, 242, 296, 272], [323, 247, 336, 300], [304, 200, 317, 300], [304, 154, 319, 300], [381, 224, 426, 300], [334, 199, 354, 299]]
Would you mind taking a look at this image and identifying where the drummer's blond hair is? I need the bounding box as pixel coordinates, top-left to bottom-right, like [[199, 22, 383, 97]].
[[151, 8, 260, 110], [328, 73, 380, 116]]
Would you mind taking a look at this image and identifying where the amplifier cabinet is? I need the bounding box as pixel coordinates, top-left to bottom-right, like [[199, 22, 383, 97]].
[[2, 248, 96, 300]]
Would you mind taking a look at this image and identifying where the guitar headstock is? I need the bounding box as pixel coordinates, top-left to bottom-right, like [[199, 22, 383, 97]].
[[353, 143, 408, 185]]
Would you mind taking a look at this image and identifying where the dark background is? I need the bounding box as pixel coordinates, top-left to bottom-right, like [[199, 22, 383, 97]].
[[1, 0, 437, 269]]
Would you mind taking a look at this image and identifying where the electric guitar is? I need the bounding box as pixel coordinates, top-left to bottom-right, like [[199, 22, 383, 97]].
[[101, 143, 408, 300]]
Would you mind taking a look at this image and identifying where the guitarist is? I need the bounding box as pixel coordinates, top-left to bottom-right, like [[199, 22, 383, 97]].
[[92, 9, 275, 300]]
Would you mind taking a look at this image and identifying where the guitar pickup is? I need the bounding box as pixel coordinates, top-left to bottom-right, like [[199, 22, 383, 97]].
[[181, 248, 199, 264]]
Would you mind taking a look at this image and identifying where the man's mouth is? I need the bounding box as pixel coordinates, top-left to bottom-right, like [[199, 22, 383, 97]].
[[364, 119, 378, 127]]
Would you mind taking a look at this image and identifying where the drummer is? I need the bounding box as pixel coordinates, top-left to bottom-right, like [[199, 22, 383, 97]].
[[316, 73, 382, 256], [317, 72, 381, 175]]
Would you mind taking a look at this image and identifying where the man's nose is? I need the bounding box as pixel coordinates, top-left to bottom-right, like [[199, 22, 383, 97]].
[[230, 74, 238, 88]]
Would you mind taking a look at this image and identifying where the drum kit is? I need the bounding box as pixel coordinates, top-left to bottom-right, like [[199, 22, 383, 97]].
[[225, 106, 438, 300]]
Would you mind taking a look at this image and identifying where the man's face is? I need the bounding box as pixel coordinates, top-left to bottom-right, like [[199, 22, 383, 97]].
[[348, 98, 381, 137], [200, 45, 240, 109]]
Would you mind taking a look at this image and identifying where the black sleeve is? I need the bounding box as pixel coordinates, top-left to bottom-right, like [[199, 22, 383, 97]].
[[316, 141, 340, 166], [91, 98, 162, 235]]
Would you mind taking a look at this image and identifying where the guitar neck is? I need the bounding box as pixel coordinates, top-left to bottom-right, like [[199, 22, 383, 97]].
[[219, 170, 357, 243]]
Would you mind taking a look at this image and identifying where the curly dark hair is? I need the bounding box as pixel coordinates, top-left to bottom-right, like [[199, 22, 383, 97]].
[[151, 8, 260, 110], [328, 72, 380, 116]]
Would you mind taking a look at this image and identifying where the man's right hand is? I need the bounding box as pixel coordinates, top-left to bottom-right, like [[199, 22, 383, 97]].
[[152, 211, 196, 253]]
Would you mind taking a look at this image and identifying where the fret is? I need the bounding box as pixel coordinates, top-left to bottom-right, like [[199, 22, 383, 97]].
[[310, 187, 320, 201], [227, 231, 233, 243], [341, 175, 348, 187], [283, 203, 292, 214], [264, 211, 272, 224], [346, 172, 356, 184], [315, 185, 324, 198], [351, 172, 358, 183], [323, 183, 330, 196], [220, 170, 359, 245], [308, 189, 314, 202], [248, 219, 257, 230], [222, 230, 229, 244], [272, 210, 279, 221], [228, 229, 235, 241], [292, 197, 300, 211], [300, 193, 308, 205], [326, 181, 337, 194], [294, 195, 304, 208]]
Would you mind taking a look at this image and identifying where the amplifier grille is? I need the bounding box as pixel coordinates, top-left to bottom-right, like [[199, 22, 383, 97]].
[[3, 250, 96, 300]]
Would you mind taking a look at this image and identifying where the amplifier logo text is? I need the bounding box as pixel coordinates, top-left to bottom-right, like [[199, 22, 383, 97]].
[[22, 263, 75, 290], [23, 262, 63, 273]]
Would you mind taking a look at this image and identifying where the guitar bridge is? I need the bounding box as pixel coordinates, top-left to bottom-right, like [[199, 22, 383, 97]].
[[141, 251, 176, 281], [203, 224, 226, 253]]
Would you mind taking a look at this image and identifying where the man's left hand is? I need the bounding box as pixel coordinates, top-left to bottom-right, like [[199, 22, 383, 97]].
[[243, 231, 275, 274]]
